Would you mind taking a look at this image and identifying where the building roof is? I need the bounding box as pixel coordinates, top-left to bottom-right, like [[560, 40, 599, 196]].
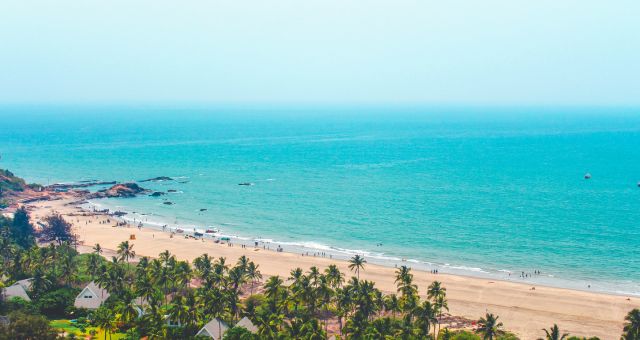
[[235, 317, 258, 334], [2, 282, 31, 302], [196, 318, 229, 339], [74, 281, 110, 309], [14, 278, 32, 291]]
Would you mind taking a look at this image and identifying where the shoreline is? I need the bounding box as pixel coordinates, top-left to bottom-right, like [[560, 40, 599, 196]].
[[27, 197, 636, 340], [87, 198, 638, 299]]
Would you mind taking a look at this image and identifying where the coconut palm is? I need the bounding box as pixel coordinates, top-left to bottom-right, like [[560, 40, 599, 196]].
[[348, 254, 366, 280], [116, 297, 140, 325], [476, 313, 504, 340], [116, 241, 135, 263], [93, 243, 103, 255], [384, 294, 400, 319], [324, 264, 344, 289], [264, 275, 284, 312], [246, 261, 262, 295], [236, 255, 250, 274], [538, 324, 569, 340], [93, 307, 115, 340], [411, 300, 437, 337], [622, 309, 640, 340]]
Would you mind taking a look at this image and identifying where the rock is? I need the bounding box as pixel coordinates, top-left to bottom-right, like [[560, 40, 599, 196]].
[[167, 189, 177, 193], [149, 191, 165, 197], [140, 176, 174, 182], [199, 208, 207, 211], [87, 183, 149, 199], [163, 201, 174, 205]]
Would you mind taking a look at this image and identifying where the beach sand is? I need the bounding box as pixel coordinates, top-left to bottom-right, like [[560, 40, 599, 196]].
[[28, 198, 636, 340]]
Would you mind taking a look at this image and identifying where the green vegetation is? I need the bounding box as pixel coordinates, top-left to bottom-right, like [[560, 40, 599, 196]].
[[0, 206, 635, 339], [0, 169, 27, 194]]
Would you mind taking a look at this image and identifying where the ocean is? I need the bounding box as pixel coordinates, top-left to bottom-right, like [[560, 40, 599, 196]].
[[1, 105, 639, 295]]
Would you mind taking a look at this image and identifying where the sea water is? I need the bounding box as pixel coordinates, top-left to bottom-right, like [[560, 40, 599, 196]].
[[1, 105, 639, 295]]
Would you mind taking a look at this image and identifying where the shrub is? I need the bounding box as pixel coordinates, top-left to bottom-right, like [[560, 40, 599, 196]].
[[36, 287, 79, 318]]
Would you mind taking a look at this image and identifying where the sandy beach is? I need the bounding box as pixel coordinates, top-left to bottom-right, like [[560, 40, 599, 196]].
[[27, 198, 636, 340]]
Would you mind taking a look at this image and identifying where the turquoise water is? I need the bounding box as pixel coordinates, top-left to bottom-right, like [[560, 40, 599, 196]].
[[2, 106, 640, 295]]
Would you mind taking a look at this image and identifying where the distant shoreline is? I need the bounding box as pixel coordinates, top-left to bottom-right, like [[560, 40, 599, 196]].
[[24, 196, 635, 339]]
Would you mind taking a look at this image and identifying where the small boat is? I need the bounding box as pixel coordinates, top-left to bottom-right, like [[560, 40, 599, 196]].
[[584, 173, 592, 179], [238, 182, 253, 186], [175, 228, 184, 233], [637, 181, 640, 187]]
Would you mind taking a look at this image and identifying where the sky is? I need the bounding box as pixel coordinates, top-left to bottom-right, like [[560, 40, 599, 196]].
[[0, 0, 638, 106]]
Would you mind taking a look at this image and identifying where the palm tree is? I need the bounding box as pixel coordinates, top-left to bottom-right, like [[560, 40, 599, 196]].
[[93, 307, 115, 340], [348, 254, 366, 280], [622, 309, 640, 340], [428, 281, 448, 337], [116, 297, 140, 326], [324, 264, 344, 289], [193, 253, 213, 279], [246, 261, 262, 295], [116, 241, 135, 263], [264, 275, 284, 312], [87, 253, 102, 280], [236, 255, 249, 274], [476, 313, 504, 340], [411, 300, 437, 337], [93, 243, 103, 255], [384, 294, 400, 319], [538, 324, 569, 340], [427, 281, 446, 301], [30, 267, 53, 297]]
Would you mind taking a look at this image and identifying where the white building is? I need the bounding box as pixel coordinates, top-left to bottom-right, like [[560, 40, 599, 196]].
[[74, 281, 110, 310], [1, 279, 32, 302], [196, 318, 229, 339], [235, 317, 258, 334]]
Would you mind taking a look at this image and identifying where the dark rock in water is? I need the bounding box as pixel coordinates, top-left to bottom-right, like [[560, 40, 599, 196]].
[[167, 189, 178, 193], [199, 208, 207, 211], [87, 182, 149, 199], [149, 191, 166, 197], [163, 201, 174, 205], [140, 176, 174, 182]]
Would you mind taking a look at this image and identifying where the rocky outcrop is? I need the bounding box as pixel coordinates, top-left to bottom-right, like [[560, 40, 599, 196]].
[[88, 183, 149, 199], [140, 176, 173, 182], [149, 191, 166, 197]]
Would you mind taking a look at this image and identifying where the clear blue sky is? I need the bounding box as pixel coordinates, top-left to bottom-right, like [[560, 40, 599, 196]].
[[0, 0, 638, 106]]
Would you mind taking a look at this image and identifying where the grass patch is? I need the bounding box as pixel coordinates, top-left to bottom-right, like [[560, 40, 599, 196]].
[[50, 319, 126, 339]]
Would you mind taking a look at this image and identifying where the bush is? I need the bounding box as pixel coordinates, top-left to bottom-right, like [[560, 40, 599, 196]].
[[36, 287, 79, 318], [223, 326, 260, 340], [0, 311, 58, 340], [451, 331, 481, 340], [0, 296, 39, 315]]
